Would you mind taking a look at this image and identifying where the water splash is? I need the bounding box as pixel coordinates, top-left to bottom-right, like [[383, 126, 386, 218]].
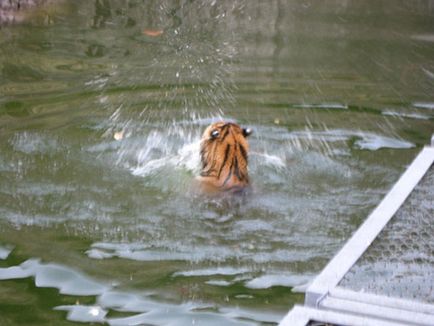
[[10, 132, 60, 155]]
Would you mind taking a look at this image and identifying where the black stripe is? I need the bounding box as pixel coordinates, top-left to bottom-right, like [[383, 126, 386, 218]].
[[200, 146, 206, 158], [203, 142, 218, 170], [233, 156, 242, 180], [200, 148, 207, 168], [239, 144, 248, 163], [220, 124, 230, 142], [201, 171, 214, 177], [218, 144, 231, 178]]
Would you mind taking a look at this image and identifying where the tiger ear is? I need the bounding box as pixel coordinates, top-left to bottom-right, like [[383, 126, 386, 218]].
[[243, 128, 252, 137]]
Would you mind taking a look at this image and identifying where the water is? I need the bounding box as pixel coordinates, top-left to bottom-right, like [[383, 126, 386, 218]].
[[0, 1, 433, 325]]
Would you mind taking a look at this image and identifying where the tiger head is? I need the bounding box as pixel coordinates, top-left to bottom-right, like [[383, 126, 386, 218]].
[[198, 121, 252, 192]]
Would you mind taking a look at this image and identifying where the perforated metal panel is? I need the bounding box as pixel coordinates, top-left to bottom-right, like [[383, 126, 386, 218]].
[[280, 144, 434, 326], [339, 165, 434, 303]]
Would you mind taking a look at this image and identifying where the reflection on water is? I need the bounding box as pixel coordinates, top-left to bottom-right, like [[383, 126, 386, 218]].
[[0, 258, 108, 295], [0, 0, 433, 325], [0, 251, 279, 325]]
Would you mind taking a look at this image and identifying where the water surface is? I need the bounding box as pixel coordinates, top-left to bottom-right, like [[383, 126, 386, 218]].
[[1, 1, 433, 325]]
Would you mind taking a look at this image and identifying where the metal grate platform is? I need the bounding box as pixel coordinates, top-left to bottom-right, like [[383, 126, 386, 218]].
[[280, 135, 434, 326], [340, 166, 434, 303]]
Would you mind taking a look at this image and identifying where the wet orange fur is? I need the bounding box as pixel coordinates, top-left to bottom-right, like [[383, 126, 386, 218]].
[[197, 122, 251, 192]]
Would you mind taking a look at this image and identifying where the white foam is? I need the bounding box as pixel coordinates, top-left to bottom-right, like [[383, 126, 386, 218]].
[[413, 102, 434, 110], [174, 267, 251, 277], [0, 266, 34, 280], [234, 294, 254, 299], [0, 259, 109, 296], [131, 140, 200, 177], [294, 103, 348, 110], [91, 242, 146, 251], [291, 279, 314, 293], [86, 248, 116, 260], [0, 256, 284, 325], [412, 34, 434, 42], [10, 132, 59, 154], [382, 111, 431, 120], [0, 240, 287, 324], [176, 140, 201, 172], [288, 129, 415, 150], [98, 291, 255, 326], [98, 291, 158, 312], [220, 306, 282, 324], [354, 133, 414, 150], [244, 273, 314, 289], [0, 245, 13, 260], [55, 305, 107, 323], [35, 263, 108, 295], [205, 280, 233, 286], [88, 242, 241, 263]]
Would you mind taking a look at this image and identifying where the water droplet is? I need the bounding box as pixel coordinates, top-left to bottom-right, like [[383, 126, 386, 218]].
[[89, 307, 100, 317], [114, 131, 124, 140]]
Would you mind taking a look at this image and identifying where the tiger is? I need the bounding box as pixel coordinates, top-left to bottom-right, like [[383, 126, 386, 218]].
[[197, 121, 252, 193]]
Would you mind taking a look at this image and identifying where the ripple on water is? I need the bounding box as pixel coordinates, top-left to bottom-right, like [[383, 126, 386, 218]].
[[174, 267, 314, 291], [10, 132, 60, 155], [55, 293, 264, 325], [244, 273, 314, 290], [54, 305, 107, 323], [293, 103, 348, 110], [287, 129, 415, 150], [101, 121, 374, 193], [0, 253, 281, 325], [413, 102, 434, 110], [173, 267, 251, 277], [86, 242, 242, 263], [382, 110, 431, 120], [92, 118, 413, 202], [0, 258, 108, 295], [0, 115, 406, 324], [205, 280, 233, 286], [87, 242, 316, 290]]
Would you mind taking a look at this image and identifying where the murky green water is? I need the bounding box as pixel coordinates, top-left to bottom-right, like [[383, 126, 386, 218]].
[[0, 1, 433, 325]]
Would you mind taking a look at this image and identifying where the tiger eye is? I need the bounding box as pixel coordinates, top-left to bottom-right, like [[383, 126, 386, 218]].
[[243, 128, 252, 137], [210, 130, 220, 138]]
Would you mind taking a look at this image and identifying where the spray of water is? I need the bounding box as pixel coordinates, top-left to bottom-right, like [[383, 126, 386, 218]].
[[86, 1, 248, 180]]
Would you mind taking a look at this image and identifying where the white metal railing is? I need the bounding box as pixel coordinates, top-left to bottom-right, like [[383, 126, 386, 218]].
[[280, 136, 434, 326]]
